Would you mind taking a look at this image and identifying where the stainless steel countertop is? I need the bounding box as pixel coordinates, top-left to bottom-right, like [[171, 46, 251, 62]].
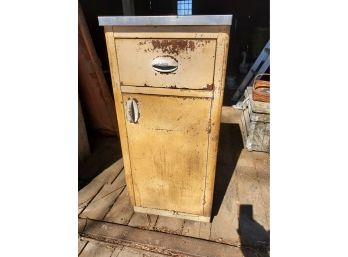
[[98, 15, 232, 26]]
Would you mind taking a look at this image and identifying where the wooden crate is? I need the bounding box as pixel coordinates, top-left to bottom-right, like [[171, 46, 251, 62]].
[[240, 87, 270, 152], [99, 16, 232, 222]]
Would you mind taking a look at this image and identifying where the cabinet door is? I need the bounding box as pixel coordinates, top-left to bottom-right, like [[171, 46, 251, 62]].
[[123, 93, 211, 215]]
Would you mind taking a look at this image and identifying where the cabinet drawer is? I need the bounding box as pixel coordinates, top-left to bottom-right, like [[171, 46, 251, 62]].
[[115, 38, 216, 90]]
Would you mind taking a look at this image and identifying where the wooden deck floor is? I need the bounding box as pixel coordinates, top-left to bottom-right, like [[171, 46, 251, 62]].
[[78, 124, 270, 257], [79, 237, 171, 257]]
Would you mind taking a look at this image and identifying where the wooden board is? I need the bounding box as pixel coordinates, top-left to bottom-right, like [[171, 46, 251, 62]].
[[117, 246, 168, 257], [79, 241, 115, 257], [79, 218, 257, 257], [220, 106, 242, 124], [153, 215, 185, 235], [78, 4, 118, 136], [77, 117, 270, 251], [78, 238, 88, 255], [104, 188, 134, 224], [210, 166, 240, 245], [80, 170, 126, 220], [78, 159, 124, 214], [78, 145, 269, 250], [128, 212, 158, 230], [79, 239, 170, 257], [134, 206, 210, 222]]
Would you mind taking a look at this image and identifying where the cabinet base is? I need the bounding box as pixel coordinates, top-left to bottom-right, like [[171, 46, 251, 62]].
[[134, 206, 211, 223]]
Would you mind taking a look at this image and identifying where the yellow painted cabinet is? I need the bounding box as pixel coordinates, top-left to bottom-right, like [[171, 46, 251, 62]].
[[99, 15, 232, 222]]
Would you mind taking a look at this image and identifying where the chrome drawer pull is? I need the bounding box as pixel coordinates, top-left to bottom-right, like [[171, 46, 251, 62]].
[[152, 56, 178, 73], [126, 99, 139, 123]]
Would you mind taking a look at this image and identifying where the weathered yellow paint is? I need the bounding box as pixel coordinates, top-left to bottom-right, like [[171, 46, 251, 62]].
[[123, 93, 211, 215], [115, 38, 216, 89], [103, 25, 230, 222], [121, 85, 213, 98]]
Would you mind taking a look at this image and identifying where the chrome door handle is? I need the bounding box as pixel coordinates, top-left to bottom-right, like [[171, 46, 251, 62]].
[[152, 56, 178, 73], [126, 99, 139, 123]]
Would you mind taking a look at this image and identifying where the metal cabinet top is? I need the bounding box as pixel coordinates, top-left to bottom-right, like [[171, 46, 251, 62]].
[[98, 15, 232, 26]]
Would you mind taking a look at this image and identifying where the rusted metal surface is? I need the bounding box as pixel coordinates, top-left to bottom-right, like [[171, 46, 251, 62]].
[[206, 83, 214, 90], [151, 40, 195, 55], [116, 38, 216, 89]]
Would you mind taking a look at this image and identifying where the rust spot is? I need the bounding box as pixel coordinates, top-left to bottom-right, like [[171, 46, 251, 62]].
[[151, 40, 195, 55], [205, 84, 214, 90], [206, 125, 211, 134], [137, 41, 147, 46], [120, 81, 124, 86], [154, 128, 173, 132], [144, 83, 149, 87]]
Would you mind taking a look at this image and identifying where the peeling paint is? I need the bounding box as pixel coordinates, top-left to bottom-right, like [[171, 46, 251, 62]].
[[205, 84, 214, 90], [151, 40, 196, 55]]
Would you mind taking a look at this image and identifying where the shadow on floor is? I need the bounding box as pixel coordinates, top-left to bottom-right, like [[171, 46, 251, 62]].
[[211, 123, 244, 218], [238, 204, 270, 257], [78, 133, 122, 190]]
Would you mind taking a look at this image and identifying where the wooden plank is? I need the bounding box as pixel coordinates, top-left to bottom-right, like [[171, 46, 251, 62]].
[[105, 26, 136, 205], [220, 106, 242, 124], [181, 220, 212, 240], [203, 27, 231, 217], [80, 171, 126, 220], [118, 246, 168, 257], [79, 218, 253, 257], [134, 206, 209, 222], [121, 85, 213, 98], [79, 241, 115, 257], [110, 245, 123, 257], [78, 4, 118, 136], [198, 222, 212, 240], [181, 220, 201, 238], [153, 216, 185, 235], [252, 152, 270, 229], [225, 150, 269, 248], [78, 160, 124, 214], [104, 187, 134, 225], [128, 212, 158, 230], [210, 164, 240, 245], [78, 238, 88, 255]]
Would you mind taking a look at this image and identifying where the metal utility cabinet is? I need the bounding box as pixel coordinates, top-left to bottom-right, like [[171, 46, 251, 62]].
[[99, 15, 232, 222]]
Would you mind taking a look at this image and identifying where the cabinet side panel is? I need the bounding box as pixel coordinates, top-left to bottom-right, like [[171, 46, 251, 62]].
[[104, 26, 136, 204], [203, 27, 231, 217]]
